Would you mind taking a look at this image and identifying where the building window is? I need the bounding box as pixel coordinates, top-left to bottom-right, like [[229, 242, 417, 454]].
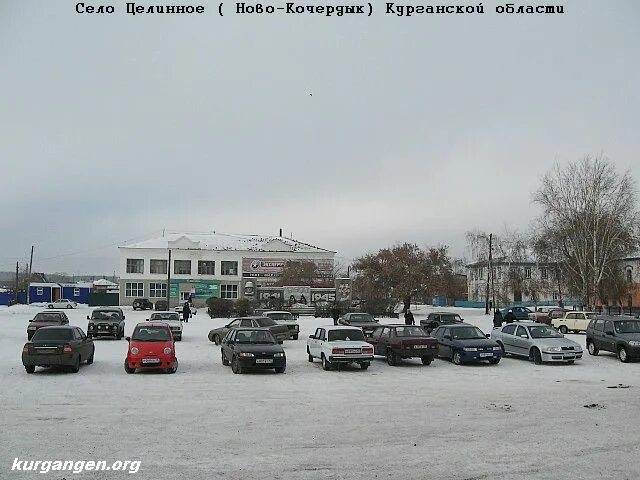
[[221, 261, 238, 276], [149, 283, 167, 298], [126, 259, 144, 274], [150, 259, 168, 275], [125, 282, 144, 297], [540, 267, 548, 280], [73, 288, 80, 297], [221, 284, 238, 299], [174, 260, 191, 275], [36, 288, 43, 295], [552, 291, 559, 301], [524, 267, 532, 279], [627, 269, 633, 283], [198, 261, 215, 275]]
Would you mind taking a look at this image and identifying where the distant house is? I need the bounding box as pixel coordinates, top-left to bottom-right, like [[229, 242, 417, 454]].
[[60, 282, 92, 304], [29, 283, 62, 303], [92, 278, 119, 293]]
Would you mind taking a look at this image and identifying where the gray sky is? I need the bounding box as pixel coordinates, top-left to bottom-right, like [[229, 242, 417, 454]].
[[1, 1, 639, 274]]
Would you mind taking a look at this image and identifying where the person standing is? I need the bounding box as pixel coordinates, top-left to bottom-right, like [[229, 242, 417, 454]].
[[404, 309, 415, 326], [331, 303, 341, 326], [493, 309, 503, 328], [504, 309, 516, 324], [182, 301, 190, 323]]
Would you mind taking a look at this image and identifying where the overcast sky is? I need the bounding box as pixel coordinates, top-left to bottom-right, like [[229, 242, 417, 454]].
[[1, 1, 639, 274]]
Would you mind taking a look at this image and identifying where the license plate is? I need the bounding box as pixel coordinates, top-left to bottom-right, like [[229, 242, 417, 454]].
[[480, 352, 493, 357], [255, 359, 273, 364], [413, 345, 427, 349], [142, 358, 160, 364], [345, 349, 360, 354]]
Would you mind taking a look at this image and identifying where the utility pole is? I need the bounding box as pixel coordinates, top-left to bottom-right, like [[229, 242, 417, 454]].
[[166, 249, 172, 307], [485, 233, 493, 314], [15, 261, 20, 304], [26, 245, 34, 304]]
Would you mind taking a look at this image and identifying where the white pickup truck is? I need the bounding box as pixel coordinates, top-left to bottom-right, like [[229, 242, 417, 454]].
[[307, 326, 374, 371], [148, 312, 183, 341], [551, 311, 596, 334]]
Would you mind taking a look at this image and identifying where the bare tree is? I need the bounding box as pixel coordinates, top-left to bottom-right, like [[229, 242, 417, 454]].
[[532, 155, 640, 307]]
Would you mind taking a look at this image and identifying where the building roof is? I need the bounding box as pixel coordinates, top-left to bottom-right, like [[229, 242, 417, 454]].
[[29, 282, 60, 287], [59, 282, 93, 288], [120, 232, 335, 253], [93, 279, 118, 286]]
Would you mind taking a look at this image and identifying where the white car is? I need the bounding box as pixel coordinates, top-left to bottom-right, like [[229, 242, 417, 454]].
[[47, 299, 77, 309], [148, 312, 183, 341], [307, 325, 374, 371], [552, 311, 596, 334], [174, 303, 198, 316], [264, 310, 300, 340]]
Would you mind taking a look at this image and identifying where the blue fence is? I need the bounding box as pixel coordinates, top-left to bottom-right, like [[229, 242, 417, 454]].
[[0, 292, 27, 306]]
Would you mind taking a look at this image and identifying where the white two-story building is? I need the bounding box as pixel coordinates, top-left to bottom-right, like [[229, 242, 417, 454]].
[[118, 232, 335, 307]]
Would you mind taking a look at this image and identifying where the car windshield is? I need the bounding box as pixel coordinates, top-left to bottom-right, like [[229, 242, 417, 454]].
[[267, 313, 293, 321], [235, 330, 276, 344], [91, 310, 120, 320], [349, 314, 375, 322], [440, 314, 462, 323], [586, 313, 597, 320], [450, 326, 486, 340], [395, 326, 427, 337], [529, 326, 562, 338], [328, 329, 365, 342], [32, 328, 73, 341], [151, 313, 180, 321], [132, 326, 171, 342], [614, 320, 640, 334], [256, 318, 277, 327], [31, 313, 61, 322]]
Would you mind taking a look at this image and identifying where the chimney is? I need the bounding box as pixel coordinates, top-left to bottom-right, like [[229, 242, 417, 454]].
[[279, 228, 282, 237]]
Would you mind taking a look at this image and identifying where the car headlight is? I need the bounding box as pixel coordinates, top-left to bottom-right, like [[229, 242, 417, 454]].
[[274, 352, 285, 358], [27, 326, 36, 330], [463, 347, 477, 352], [163, 347, 172, 355], [628, 341, 640, 347], [130, 347, 139, 355], [545, 346, 562, 352], [493, 346, 501, 350], [238, 352, 254, 357], [112, 324, 118, 329]]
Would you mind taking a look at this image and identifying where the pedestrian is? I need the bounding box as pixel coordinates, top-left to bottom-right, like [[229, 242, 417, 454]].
[[331, 303, 341, 326], [404, 309, 415, 326], [493, 309, 503, 328], [182, 301, 190, 323], [504, 309, 516, 324]]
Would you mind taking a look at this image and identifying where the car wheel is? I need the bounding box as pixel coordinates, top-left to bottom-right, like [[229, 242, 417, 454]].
[[488, 357, 500, 365], [67, 305, 72, 309], [360, 362, 369, 370], [27, 333, 33, 341], [275, 363, 286, 374], [452, 351, 462, 365], [48, 304, 53, 309], [25, 365, 35, 374], [86, 349, 94, 365], [530, 348, 543, 365], [421, 356, 433, 366], [587, 341, 599, 356], [213, 335, 221, 346], [232, 356, 242, 374], [87, 333, 92, 339], [124, 360, 135, 374], [222, 350, 229, 366], [567, 360, 575, 364], [386, 349, 397, 366], [497, 341, 505, 355], [307, 347, 314, 362], [293, 334, 299, 340], [167, 359, 178, 374], [618, 346, 629, 363], [558, 325, 568, 334], [321, 354, 332, 371], [70, 355, 80, 373]]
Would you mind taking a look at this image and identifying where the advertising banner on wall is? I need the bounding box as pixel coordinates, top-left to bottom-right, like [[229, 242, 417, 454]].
[[283, 286, 311, 306], [335, 278, 352, 304], [311, 289, 336, 304], [242, 257, 334, 286], [169, 279, 220, 299]]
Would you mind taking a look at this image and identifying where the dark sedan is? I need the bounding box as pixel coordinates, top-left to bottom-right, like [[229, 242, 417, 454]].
[[87, 307, 125, 339], [367, 325, 438, 365], [419, 312, 464, 334], [27, 311, 69, 340], [220, 328, 286, 374], [431, 323, 502, 365], [132, 298, 153, 310], [22, 326, 95, 373], [209, 316, 289, 344], [338, 313, 381, 335]]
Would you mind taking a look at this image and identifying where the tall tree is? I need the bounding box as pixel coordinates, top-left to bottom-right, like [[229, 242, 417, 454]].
[[532, 155, 640, 307]]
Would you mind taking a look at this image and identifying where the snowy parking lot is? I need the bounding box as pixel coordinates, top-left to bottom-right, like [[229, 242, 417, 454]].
[[1, 305, 639, 479]]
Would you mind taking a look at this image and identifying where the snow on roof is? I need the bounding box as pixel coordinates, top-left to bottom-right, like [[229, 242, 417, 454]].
[[29, 282, 60, 287], [93, 278, 117, 286], [59, 282, 93, 288], [120, 232, 334, 253]]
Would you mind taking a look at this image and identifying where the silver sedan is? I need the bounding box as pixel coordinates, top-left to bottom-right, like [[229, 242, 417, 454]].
[[490, 322, 583, 364]]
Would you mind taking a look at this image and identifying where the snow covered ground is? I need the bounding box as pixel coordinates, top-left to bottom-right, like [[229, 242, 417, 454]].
[[1, 305, 639, 479]]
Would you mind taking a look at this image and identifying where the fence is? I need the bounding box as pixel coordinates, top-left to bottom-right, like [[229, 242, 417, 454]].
[[88, 293, 120, 307]]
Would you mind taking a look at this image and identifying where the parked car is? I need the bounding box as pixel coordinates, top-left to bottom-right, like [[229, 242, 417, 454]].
[[208, 316, 289, 345], [27, 311, 69, 340], [307, 326, 374, 370], [174, 302, 197, 316], [535, 306, 567, 321], [338, 312, 381, 335], [367, 325, 438, 365], [432, 323, 502, 365], [586, 316, 640, 363], [220, 327, 286, 374], [500, 306, 533, 321], [124, 322, 177, 374], [552, 311, 596, 334], [154, 300, 168, 311], [87, 307, 125, 339], [132, 298, 153, 311], [420, 312, 464, 334], [22, 326, 94, 374], [47, 299, 77, 309], [491, 322, 582, 364], [527, 310, 552, 325], [264, 310, 300, 340], [148, 311, 183, 341]]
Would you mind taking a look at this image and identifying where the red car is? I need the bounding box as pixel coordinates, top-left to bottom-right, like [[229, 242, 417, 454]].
[[367, 324, 439, 366], [124, 322, 177, 374]]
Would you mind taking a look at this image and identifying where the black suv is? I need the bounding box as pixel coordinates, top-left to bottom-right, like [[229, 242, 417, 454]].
[[586, 316, 640, 363], [132, 298, 153, 310], [420, 312, 464, 334], [87, 307, 126, 339]]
